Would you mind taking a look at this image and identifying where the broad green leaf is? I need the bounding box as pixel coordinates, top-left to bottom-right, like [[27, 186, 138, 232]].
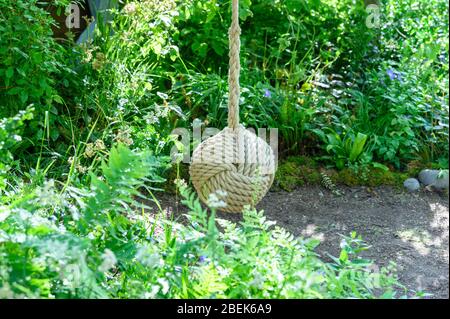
[[349, 132, 367, 162]]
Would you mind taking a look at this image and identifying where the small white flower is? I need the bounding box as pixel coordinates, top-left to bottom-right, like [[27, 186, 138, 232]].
[[123, 2, 137, 14], [94, 139, 106, 151], [143, 285, 160, 299], [207, 191, 227, 209], [68, 205, 80, 221], [249, 272, 265, 290], [118, 98, 129, 111], [10, 233, 26, 243], [174, 178, 187, 188], [217, 266, 230, 277], [144, 111, 159, 124], [98, 249, 117, 272], [84, 143, 95, 158], [0, 283, 14, 299], [157, 278, 170, 295], [157, 140, 166, 148], [76, 164, 88, 174], [115, 128, 134, 146], [136, 246, 161, 268], [38, 240, 69, 260], [0, 229, 8, 243], [0, 206, 10, 222]]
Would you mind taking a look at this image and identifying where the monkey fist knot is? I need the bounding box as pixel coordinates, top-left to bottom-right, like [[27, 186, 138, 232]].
[[189, 126, 275, 213]]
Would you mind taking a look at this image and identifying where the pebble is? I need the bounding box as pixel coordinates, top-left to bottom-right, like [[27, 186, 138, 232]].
[[404, 178, 420, 192], [418, 169, 449, 189], [434, 176, 449, 189]]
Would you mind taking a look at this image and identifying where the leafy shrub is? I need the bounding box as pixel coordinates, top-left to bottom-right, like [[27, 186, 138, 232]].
[[66, 0, 183, 159], [0, 0, 63, 114], [313, 128, 369, 170], [0, 108, 34, 190], [0, 0, 79, 115], [2, 0, 448, 176], [176, 0, 372, 74], [0, 0, 86, 172], [173, 0, 448, 169], [349, 0, 449, 168]]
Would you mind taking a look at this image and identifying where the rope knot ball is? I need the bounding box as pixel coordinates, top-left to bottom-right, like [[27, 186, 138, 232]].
[[190, 125, 275, 213], [189, 0, 277, 212]]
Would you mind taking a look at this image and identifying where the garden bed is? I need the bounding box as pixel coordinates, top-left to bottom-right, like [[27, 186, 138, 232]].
[[148, 186, 449, 298]]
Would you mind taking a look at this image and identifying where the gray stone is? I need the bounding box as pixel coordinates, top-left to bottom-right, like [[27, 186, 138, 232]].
[[404, 178, 420, 192], [418, 169, 439, 186], [418, 169, 449, 189], [433, 171, 449, 190]]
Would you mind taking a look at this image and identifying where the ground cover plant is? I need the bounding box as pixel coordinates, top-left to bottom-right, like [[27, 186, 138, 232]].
[[0, 0, 448, 299]]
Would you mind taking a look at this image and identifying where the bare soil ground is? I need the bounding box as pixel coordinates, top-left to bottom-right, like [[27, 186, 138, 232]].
[[150, 186, 449, 299]]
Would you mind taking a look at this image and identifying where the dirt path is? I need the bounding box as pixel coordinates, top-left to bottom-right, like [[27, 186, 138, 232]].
[[150, 186, 449, 299]]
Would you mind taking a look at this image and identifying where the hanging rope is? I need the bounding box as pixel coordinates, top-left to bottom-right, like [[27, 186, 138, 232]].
[[227, 0, 241, 129], [189, 0, 276, 213]]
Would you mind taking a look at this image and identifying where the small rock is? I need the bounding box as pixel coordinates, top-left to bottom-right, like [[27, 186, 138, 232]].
[[434, 171, 449, 190], [418, 169, 449, 189], [418, 169, 439, 186], [404, 178, 420, 192]]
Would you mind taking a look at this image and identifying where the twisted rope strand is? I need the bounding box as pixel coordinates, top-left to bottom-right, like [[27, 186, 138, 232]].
[[227, 0, 241, 129]]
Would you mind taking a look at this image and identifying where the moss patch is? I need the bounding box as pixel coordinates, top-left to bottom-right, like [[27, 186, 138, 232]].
[[330, 168, 408, 188], [274, 156, 409, 191], [273, 156, 321, 191]]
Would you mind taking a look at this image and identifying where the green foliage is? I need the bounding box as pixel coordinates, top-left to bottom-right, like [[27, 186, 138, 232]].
[[0, 0, 70, 114], [2, 0, 448, 175], [0, 0, 89, 173], [314, 129, 369, 170], [0, 145, 164, 297], [63, 0, 184, 165], [168, 0, 448, 169], [0, 146, 410, 298], [0, 108, 34, 190], [351, 0, 449, 168], [173, 0, 377, 157]]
